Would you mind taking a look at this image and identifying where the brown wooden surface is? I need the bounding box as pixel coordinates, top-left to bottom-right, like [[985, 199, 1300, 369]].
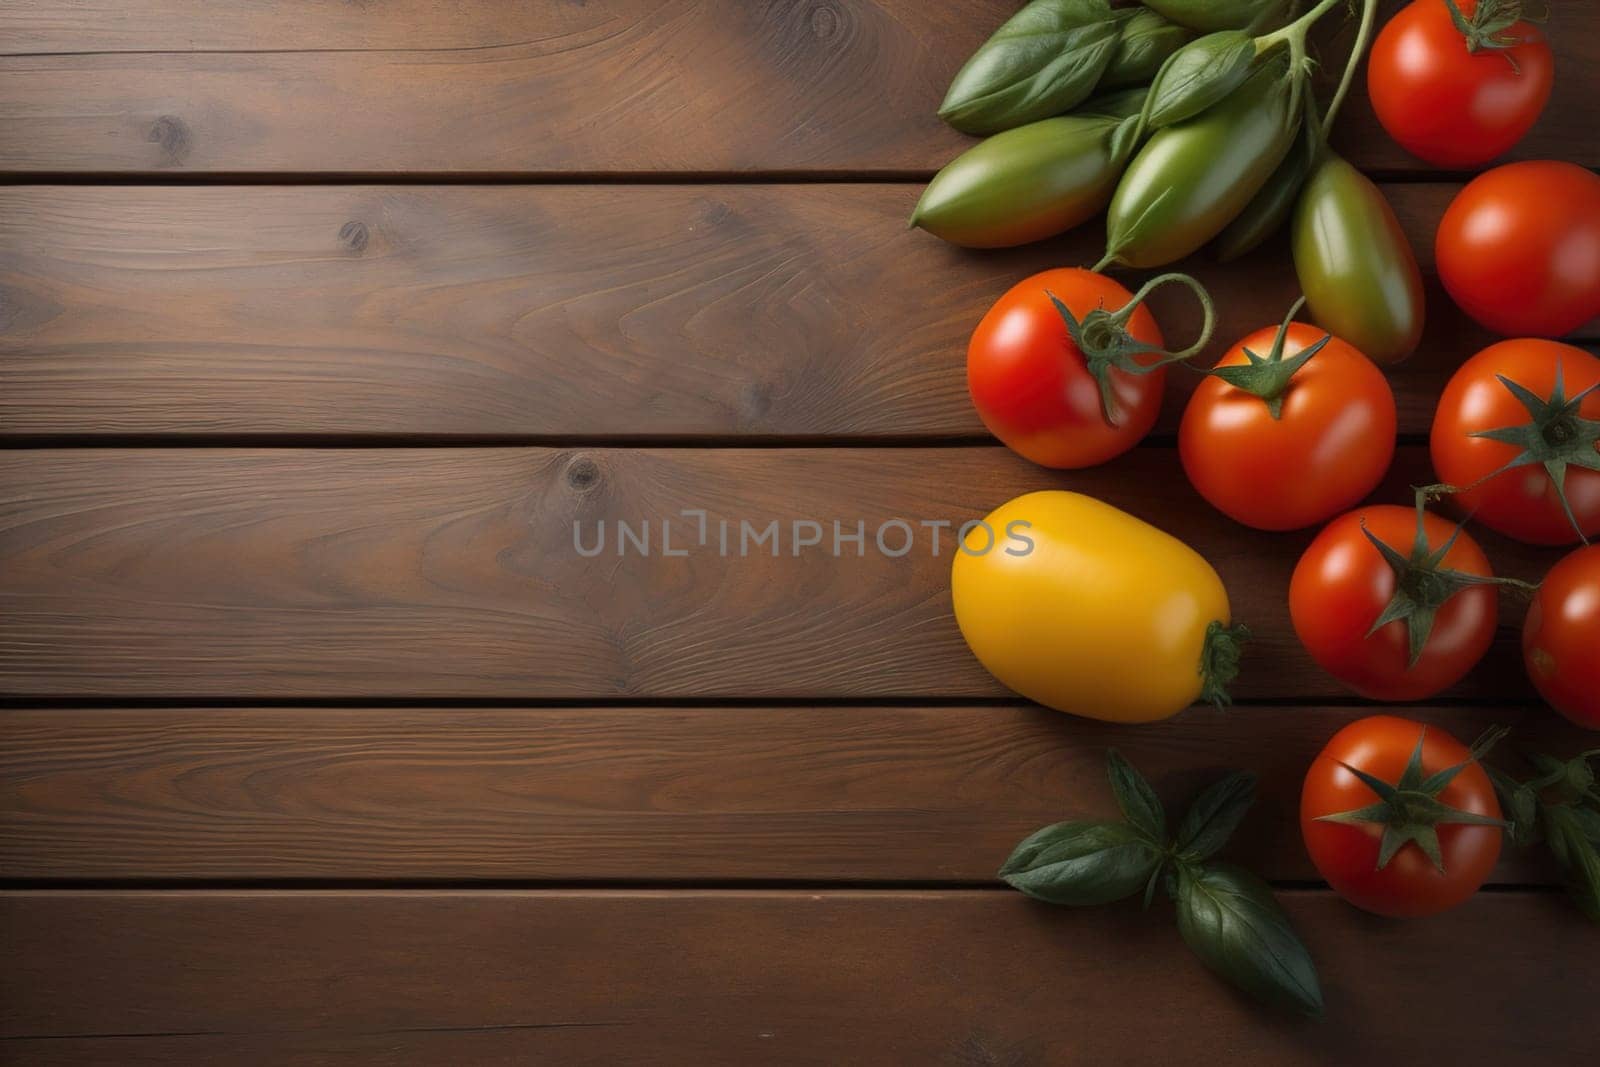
[[1, 704, 1585, 885], [4, 2, 1597, 1061], [3, 183, 1595, 441], [1, 2, 1595, 174], [3, 890, 1596, 1064], [0, 445, 1565, 701]]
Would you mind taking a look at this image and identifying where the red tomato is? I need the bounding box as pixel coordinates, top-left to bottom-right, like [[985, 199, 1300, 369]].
[[1180, 322, 1396, 531], [1302, 715, 1503, 918], [1430, 339, 1600, 545], [1523, 544, 1600, 730], [1290, 505, 1498, 701], [968, 268, 1165, 468], [1436, 162, 1600, 338], [1368, 0, 1552, 168]]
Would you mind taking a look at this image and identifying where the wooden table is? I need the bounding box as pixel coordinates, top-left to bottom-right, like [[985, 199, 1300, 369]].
[[2, 2, 1597, 1062]]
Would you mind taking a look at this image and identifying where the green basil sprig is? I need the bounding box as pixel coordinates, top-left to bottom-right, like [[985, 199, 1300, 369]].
[[1101, 8, 1194, 89], [1000, 751, 1323, 1016], [939, 0, 1124, 135], [1141, 0, 1303, 34], [1142, 30, 1258, 129], [1489, 747, 1600, 922]]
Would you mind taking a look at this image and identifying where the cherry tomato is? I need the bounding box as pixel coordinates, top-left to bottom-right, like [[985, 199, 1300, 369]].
[[1180, 322, 1396, 531], [1368, 0, 1552, 168], [1290, 506, 1498, 701], [1436, 162, 1600, 338], [1523, 544, 1600, 731], [968, 268, 1164, 468], [1302, 715, 1503, 918], [1430, 339, 1600, 545]]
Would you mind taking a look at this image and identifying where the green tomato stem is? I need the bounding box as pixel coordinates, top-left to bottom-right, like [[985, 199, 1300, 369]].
[[1254, 0, 1345, 51], [1322, 0, 1380, 134]]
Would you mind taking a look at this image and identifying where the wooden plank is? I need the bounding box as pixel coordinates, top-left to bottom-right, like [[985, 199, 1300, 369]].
[[1, 2, 1594, 174], [0, 446, 1564, 701], [3, 185, 1592, 440], [2, 890, 1594, 1063], [1, 705, 1585, 884]]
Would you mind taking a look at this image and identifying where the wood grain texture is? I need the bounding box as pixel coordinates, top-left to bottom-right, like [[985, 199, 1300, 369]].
[[1, 704, 1586, 884], [1, 2, 1594, 174], [3, 890, 1596, 1063], [0, 446, 1564, 700], [3, 184, 1593, 440]]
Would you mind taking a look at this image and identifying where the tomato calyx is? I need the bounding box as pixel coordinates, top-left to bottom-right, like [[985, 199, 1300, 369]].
[[1361, 489, 1526, 668], [1317, 726, 1510, 871], [1045, 271, 1216, 425], [1198, 620, 1250, 710], [1443, 0, 1545, 71], [1464, 371, 1600, 543], [1203, 297, 1330, 420]]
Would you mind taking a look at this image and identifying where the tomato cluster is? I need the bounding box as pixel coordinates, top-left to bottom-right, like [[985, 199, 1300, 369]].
[[954, 0, 1598, 927]]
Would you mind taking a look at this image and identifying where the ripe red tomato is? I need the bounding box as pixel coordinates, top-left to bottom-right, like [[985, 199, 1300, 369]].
[[968, 268, 1165, 468], [1523, 544, 1600, 730], [1301, 715, 1503, 918], [1436, 162, 1600, 338], [1180, 322, 1396, 531], [1290, 505, 1498, 701], [1430, 339, 1600, 545], [1368, 0, 1552, 168]]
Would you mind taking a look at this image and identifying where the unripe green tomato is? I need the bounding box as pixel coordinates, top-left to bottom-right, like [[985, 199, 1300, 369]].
[[1106, 60, 1298, 268], [1292, 155, 1425, 366], [911, 113, 1130, 248]]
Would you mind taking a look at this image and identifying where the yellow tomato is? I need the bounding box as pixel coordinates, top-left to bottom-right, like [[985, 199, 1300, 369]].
[[951, 491, 1243, 722]]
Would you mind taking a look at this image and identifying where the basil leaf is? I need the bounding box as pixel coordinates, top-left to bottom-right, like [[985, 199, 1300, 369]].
[[1145, 31, 1257, 129], [1141, 0, 1300, 34], [1102, 8, 1193, 90], [1174, 863, 1323, 1016], [1176, 771, 1257, 861], [1543, 806, 1600, 923], [999, 820, 1163, 906], [940, 0, 1123, 135], [1106, 750, 1166, 843]]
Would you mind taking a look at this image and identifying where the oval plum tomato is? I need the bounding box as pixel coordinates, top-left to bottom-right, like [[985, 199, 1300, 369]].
[[1523, 544, 1600, 730], [1301, 715, 1504, 918], [1436, 162, 1600, 338], [1180, 313, 1396, 531], [1290, 503, 1498, 701], [1430, 339, 1600, 545], [1368, 0, 1553, 168], [967, 268, 1169, 468]]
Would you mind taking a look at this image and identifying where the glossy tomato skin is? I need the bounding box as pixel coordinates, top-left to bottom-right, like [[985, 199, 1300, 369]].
[[1431, 340, 1600, 545], [1180, 323, 1396, 531], [1523, 545, 1600, 730], [1290, 506, 1497, 701], [1436, 162, 1600, 338], [1368, 0, 1552, 168], [968, 268, 1165, 468], [1301, 716, 1502, 918], [951, 491, 1231, 723]]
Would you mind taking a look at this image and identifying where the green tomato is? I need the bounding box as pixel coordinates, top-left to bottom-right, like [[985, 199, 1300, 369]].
[[1291, 155, 1425, 366], [1105, 58, 1299, 268], [911, 103, 1139, 248]]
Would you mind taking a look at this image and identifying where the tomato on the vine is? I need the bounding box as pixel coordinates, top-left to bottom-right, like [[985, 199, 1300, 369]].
[[1301, 715, 1504, 918], [967, 268, 1211, 469], [1290, 501, 1501, 701], [1368, 0, 1553, 168], [1524, 544, 1600, 731], [1436, 162, 1600, 339], [1180, 310, 1396, 531], [1430, 339, 1600, 545]]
